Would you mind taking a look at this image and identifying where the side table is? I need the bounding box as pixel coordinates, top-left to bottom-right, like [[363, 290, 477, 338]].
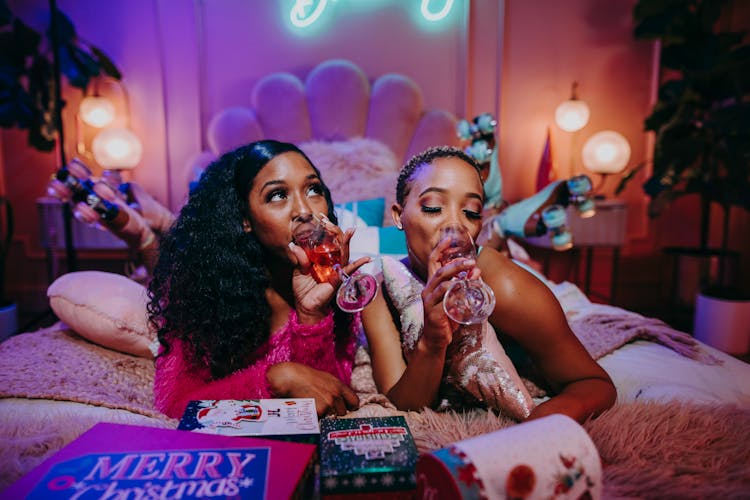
[[523, 199, 628, 303]]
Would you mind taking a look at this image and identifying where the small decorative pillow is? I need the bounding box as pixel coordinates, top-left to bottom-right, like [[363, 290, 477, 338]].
[[48, 271, 154, 358], [334, 207, 369, 230], [335, 197, 386, 227], [349, 226, 408, 256], [298, 137, 400, 226], [380, 256, 535, 420]]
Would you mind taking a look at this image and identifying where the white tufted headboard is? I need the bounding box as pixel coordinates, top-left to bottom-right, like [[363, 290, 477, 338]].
[[187, 59, 460, 218]]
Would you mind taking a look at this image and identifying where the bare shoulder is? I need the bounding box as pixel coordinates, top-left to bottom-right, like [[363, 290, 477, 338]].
[[477, 246, 539, 289], [477, 245, 518, 272], [477, 246, 561, 314]]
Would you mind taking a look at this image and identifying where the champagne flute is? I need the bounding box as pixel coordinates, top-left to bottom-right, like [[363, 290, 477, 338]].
[[438, 224, 496, 324], [293, 219, 378, 312]]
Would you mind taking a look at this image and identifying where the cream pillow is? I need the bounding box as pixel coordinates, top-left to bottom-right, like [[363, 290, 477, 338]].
[[48, 271, 154, 358]]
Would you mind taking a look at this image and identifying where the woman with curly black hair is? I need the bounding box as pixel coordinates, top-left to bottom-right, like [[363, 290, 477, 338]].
[[147, 140, 366, 418]]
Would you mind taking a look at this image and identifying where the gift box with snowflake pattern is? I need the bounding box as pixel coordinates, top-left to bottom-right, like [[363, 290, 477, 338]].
[[319, 416, 417, 498]]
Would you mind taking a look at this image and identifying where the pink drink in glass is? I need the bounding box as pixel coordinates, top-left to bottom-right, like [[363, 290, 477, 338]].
[[293, 219, 377, 312]]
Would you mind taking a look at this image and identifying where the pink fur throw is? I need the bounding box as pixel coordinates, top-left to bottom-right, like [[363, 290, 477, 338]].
[[348, 348, 750, 499], [346, 401, 750, 500], [0, 324, 162, 418], [299, 137, 400, 225]]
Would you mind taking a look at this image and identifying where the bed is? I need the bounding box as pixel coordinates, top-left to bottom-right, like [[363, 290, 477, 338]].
[[2, 59, 749, 498]]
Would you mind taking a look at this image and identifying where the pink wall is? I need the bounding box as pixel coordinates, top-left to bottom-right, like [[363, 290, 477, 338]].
[[499, 0, 654, 238]]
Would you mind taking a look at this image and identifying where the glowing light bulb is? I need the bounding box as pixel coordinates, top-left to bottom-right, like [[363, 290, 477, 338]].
[[555, 99, 590, 132], [92, 127, 142, 169], [79, 96, 116, 128], [582, 130, 630, 174]]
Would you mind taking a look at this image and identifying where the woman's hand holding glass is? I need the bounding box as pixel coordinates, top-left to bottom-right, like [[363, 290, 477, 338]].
[[435, 224, 496, 325], [290, 216, 376, 315]]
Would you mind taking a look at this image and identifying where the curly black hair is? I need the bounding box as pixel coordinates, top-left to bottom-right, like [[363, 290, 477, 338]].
[[148, 140, 341, 379], [395, 146, 482, 206]]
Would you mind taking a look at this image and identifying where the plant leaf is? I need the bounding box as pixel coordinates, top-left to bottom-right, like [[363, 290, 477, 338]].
[[47, 8, 76, 46], [89, 46, 121, 80], [58, 44, 88, 89], [0, 0, 11, 26], [615, 162, 647, 194], [70, 45, 101, 81]]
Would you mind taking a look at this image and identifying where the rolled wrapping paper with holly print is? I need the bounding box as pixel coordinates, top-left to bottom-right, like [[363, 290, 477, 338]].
[[415, 414, 602, 500]]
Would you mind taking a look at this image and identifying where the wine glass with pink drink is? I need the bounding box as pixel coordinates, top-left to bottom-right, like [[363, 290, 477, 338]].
[[293, 219, 377, 312], [438, 223, 496, 324]]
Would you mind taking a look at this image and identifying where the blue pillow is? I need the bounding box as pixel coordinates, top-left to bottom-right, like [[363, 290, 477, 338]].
[[378, 226, 407, 255], [334, 198, 385, 227], [349, 226, 408, 256]]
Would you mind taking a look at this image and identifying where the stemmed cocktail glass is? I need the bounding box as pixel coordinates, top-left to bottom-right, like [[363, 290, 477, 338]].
[[438, 224, 496, 325], [293, 219, 377, 313]]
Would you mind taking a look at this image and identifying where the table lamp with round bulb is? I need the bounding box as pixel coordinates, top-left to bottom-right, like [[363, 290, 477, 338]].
[[92, 126, 143, 197], [555, 82, 590, 133], [79, 95, 116, 128], [92, 127, 142, 170], [581, 130, 630, 196]]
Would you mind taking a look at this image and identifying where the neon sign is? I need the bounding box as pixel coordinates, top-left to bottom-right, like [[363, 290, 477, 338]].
[[290, 0, 331, 28], [289, 0, 455, 28], [420, 0, 454, 22]]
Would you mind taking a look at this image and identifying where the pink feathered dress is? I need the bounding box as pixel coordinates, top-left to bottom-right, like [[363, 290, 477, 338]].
[[153, 310, 357, 418]]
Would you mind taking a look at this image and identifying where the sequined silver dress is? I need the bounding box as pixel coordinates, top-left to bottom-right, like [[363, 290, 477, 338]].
[[380, 256, 534, 420]]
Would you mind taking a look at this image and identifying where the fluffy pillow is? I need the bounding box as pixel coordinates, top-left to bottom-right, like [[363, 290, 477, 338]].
[[47, 271, 154, 358], [298, 137, 400, 226]]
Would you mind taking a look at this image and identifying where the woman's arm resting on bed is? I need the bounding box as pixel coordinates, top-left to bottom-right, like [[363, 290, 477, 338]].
[[267, 362, 359, 416], [481, 248, 617, 423], [154, 341, 357, 418], [527, 378, 616, 422]]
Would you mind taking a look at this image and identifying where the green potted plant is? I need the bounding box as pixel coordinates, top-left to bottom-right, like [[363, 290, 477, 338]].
[[618, 0, 750, 352], [0, 1, 122, 333], [0, 0, 121, 151]]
